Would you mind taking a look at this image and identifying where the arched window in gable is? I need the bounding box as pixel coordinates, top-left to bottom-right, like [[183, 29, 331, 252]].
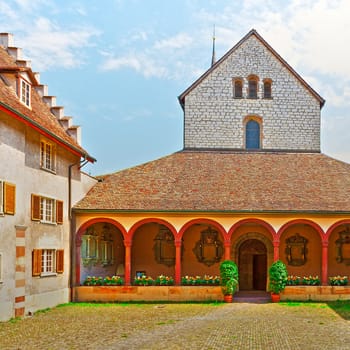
[[245, 118, 262, 149], [247, 75, 258, 98], [233, 78, 243, 98], [263, 79, 272, 99]]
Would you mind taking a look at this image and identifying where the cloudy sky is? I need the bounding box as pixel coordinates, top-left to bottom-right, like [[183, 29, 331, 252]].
[[1, 0, 350, 175]]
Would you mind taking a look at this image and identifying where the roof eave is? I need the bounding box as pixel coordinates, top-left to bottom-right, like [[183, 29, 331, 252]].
[[72, 208, 350, 215], [0, 101, 96, 162]]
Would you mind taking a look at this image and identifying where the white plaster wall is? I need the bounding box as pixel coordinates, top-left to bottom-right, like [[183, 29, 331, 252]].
[[0, 113, 96, 321]]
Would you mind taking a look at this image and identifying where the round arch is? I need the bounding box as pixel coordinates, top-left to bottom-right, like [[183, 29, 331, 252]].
[[76, 217, 128, 243], [277, 219, 325, 242], [233, 232, 274, 291], [178, 218, 227, 241], [75, 217, 128, 287], [228, 218, 276, 241], [325, 219, 350, 240], [128, 218, 178, 241]]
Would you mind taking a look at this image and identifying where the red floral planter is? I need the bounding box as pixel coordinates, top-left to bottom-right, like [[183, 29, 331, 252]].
[[224, 294, 233, 303], [271, 293, 280, 303]]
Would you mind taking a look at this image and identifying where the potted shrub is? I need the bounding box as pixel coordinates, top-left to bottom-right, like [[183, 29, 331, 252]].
[[219, 260, 239, 303], [268, 260, 288, 302]]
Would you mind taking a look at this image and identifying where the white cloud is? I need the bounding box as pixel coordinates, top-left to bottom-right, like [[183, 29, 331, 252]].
[[154, 33, 193, 50], [101, 52, 168, 78], [100, 32, 196, 80], [0, 1, 99, 71], [18, 17, 99, 70]]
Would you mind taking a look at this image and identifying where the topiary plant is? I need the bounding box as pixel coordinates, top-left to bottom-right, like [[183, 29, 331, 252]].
[[268, 260, 288, 294], [219, 260, 239, 296]]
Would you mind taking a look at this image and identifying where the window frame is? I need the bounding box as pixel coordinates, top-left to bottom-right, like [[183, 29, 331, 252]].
[[0, 253, 3, 283], [0, 180, 16, 215], [0, 180, 3, 215], [40, 139, 56, 173], [41, 249, 55, 276], [263, 79, 272, 99], [32, 249, 64, 277], [233, 78, 243, 98], [20, 78, 31, 107], [244, 116, 263, 150], [40, 197, 56, 224], [31, 194, 63, 224], [247, 75, 259, 99]]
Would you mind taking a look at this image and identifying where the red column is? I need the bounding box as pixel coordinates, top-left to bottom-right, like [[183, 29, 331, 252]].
[[124, 241, 132, 286], [321, 241, 329, 286], [224, 241, 231, 260], [273, 239, 280, 261], [175, 240, 182, 285]]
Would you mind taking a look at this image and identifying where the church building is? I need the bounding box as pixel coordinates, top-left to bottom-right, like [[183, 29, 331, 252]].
[[73, 29, 350, 297]]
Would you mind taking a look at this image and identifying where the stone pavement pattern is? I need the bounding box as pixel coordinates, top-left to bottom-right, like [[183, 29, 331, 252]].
[[0, 302, 349, 349]]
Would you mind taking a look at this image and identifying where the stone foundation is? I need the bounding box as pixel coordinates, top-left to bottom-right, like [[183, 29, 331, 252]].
[[281, 286, 350, 301], [74, 286, 350, 303], [74, 286, 223, 302]]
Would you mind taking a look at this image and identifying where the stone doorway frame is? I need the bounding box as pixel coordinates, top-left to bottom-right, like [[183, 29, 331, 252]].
[[231, 232, 274, 291]]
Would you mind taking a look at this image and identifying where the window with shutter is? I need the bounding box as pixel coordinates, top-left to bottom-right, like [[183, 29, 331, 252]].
[[31, 194, 63, 224], [0, 253, 3, 282], [56, 250, 64, 273], [32, 249, 42, 276], [0, 180, 3, 214], [4, 182, 15, 215], [56, 200, 63, 224], [31, 194, 41, 221]]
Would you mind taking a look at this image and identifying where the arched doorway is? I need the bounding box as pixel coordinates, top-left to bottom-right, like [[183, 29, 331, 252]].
[[239, 239, 267, 290]]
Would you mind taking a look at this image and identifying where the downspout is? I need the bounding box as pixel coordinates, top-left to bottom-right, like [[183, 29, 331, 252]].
[[68, 155, 89, 302]]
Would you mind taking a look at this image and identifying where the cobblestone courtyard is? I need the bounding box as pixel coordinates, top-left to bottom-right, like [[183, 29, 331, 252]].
[[0, 302, 349, 349]]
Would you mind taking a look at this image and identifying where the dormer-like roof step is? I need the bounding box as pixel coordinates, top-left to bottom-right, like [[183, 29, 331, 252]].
[[0, 33, 14, 48], [67, 125, 81, 145], [34, 84, 49, 97], [50, 106, 64, 119], [59, 116, 72, 129], [16, 59, 31, 68], [43, 96, 57, 107], [7, 47, 22, 60]]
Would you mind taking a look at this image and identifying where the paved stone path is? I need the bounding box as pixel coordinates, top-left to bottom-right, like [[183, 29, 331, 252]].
[[1, 302, 350, 349], [112, 303, 350, 350]]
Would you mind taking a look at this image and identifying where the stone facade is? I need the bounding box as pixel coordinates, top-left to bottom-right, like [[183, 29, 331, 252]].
[[183, 33, 322, 151]]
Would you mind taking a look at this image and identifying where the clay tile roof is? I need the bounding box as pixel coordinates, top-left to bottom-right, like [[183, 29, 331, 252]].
[[73, 151, 350, 213], [0, 46, 94, 162]]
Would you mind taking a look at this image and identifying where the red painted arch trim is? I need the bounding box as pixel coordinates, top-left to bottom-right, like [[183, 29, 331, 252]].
[[277, 219, 325, 242], [325, 219, 350, 240], [178, 218, 227, 241], [76, 217, 128, 241], [74, 218, 127, 286], [0, 102, 95, 162], [128, 218, 178, 242], [228, 218, 276, 241]]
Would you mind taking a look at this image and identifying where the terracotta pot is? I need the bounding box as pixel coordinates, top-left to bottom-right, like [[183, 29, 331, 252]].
[[224, 294, 233, 303], [271, 293, 280, 303]]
